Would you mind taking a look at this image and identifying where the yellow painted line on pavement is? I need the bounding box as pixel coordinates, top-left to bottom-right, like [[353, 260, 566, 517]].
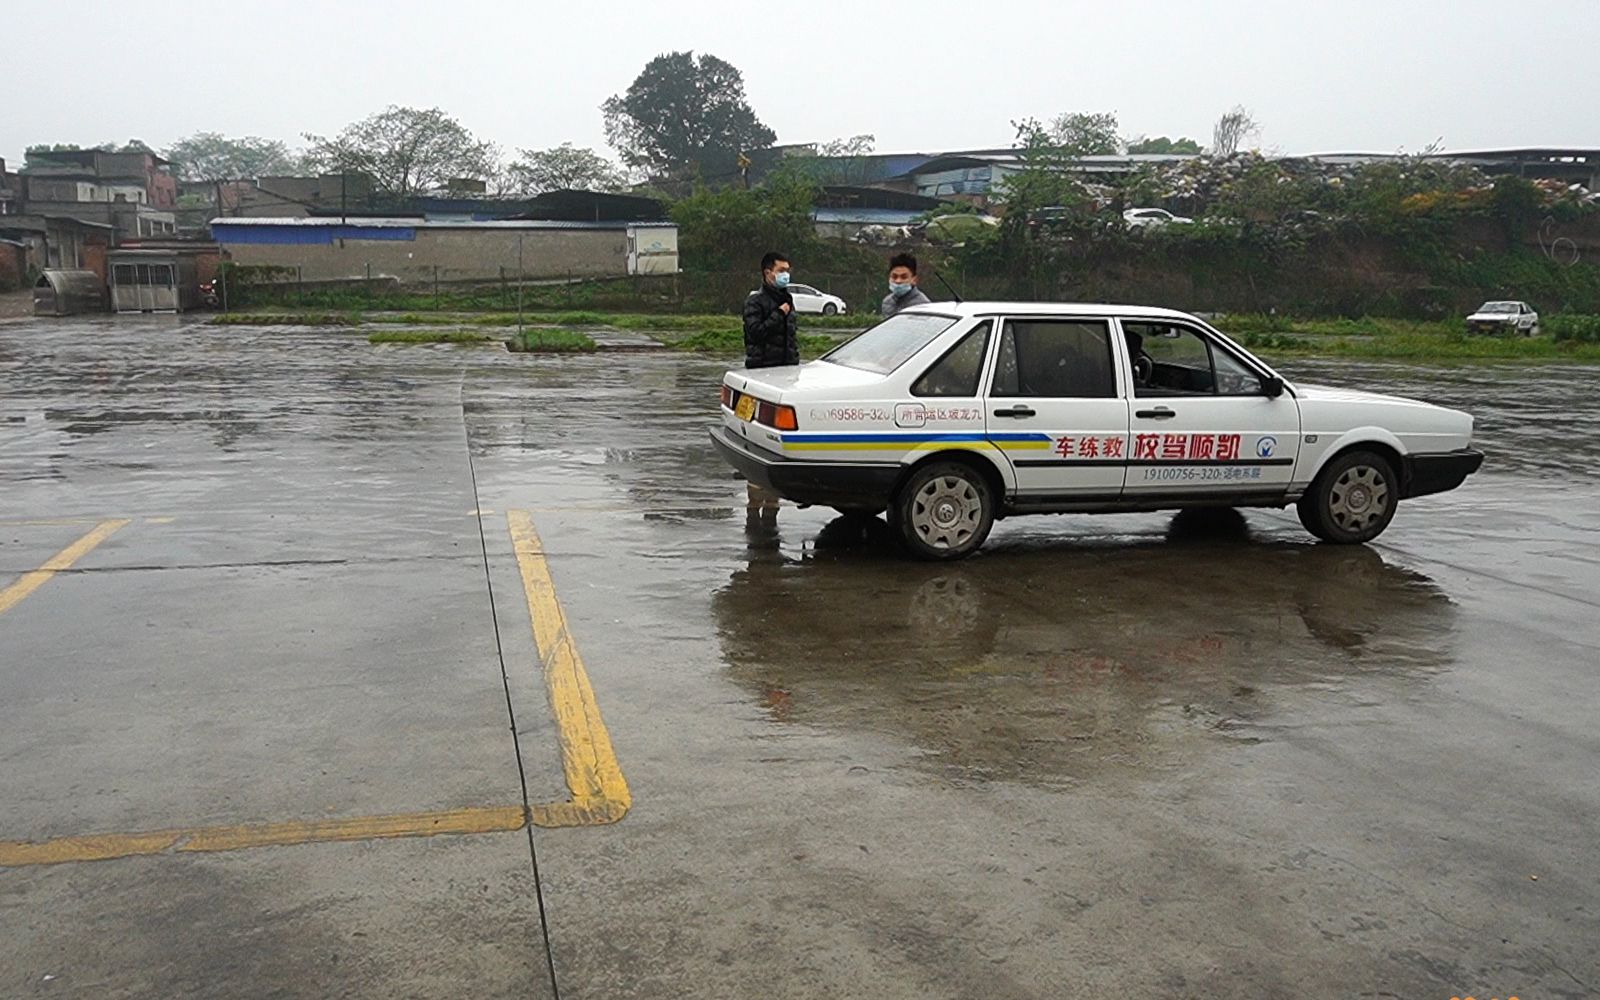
[[0, 806, 529, 868], [0, 518, 130, 616], [507, 510, 632, 827]]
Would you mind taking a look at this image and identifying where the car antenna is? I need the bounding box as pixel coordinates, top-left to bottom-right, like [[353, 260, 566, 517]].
[[928, 268, 964, 303]]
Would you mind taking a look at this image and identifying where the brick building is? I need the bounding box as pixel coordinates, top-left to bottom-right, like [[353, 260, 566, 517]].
[[20, 148, 179, 240]]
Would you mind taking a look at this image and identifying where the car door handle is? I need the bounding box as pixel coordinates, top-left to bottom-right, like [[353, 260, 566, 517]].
[[993, 405, 1036, 418], [1135, 407, 1177, 420]]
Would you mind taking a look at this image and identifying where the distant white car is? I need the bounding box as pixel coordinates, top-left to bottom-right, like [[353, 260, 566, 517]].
[[1124, 207, 1194, 228], [750, 283, 847, 316], [1466, 300, 1539, 336], [711, 301, 1483, 560]]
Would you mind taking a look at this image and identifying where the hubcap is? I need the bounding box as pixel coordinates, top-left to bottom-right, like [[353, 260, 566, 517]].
[[910, 475, 982, 550], [1328, 465, 1390, 532]]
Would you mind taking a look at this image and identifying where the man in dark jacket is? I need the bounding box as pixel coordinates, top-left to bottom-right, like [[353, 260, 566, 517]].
[[743, 251, 799, 368]]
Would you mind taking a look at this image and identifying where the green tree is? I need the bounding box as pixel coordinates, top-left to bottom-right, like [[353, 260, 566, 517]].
[[602, 52, 776, 180], [670, 167, 816, 271], [1127, 136, 1203, 155], [303, 106, 497, 198], [165, 132, 301, 181], [505, 144, 627, 194], [1048, 112, 1122, 155]]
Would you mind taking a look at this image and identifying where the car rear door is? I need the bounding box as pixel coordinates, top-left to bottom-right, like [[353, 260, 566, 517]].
[[1120, 318, 1301, 500], [983, 315, 1130, 500]]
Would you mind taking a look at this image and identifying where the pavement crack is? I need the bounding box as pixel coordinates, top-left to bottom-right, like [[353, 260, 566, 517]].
[[461, 378, 563, 1000]]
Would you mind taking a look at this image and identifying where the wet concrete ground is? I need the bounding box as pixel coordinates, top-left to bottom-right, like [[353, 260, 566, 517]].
[[2, 317, 1598, 999]]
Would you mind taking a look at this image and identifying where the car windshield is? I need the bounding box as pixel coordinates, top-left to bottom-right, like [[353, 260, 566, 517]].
[[823, 312, 961, 374], [1481, 302, 1518, 313]]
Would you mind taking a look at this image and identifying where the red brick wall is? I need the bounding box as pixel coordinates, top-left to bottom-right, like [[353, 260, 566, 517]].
[[0, 243, 24, 291], [83, 240, 109, 284]]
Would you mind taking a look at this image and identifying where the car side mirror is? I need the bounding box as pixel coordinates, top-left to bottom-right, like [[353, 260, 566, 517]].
[[1260, 375, 1285, 398]]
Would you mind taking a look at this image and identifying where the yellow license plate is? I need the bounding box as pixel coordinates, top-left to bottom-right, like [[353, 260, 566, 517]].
[[735, 395, 757, 422]]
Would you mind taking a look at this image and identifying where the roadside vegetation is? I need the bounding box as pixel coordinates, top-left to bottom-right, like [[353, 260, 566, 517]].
[[504, 329, 598, 353], [210, 312, 360, 326], [366, 330, 495, 345], [1215, 313, 1600, 361], [657, 326, 844, 357]]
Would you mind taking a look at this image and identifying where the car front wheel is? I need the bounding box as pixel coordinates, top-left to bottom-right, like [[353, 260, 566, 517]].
[[1297, 450, 1397, 544], [895, 462, 994, 560], [822, 303, 838, 316]]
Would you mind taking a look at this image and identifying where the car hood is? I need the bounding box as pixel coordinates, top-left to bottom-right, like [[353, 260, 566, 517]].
[[1294, 382, 1429, 407], [1294, 382, 1473, 436], [1467, 312, 1515, 322], [727, 361, 886, 397]]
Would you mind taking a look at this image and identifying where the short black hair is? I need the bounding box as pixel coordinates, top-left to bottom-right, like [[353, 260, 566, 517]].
[[761, 251, 789, 272], [888, 252, 918, 275]]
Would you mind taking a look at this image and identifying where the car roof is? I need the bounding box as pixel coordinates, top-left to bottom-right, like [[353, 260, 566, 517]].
[[898, 301, 1203, 321]]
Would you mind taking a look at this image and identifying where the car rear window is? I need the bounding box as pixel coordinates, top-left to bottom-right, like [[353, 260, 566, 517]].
[[823, 312, 960, 374]]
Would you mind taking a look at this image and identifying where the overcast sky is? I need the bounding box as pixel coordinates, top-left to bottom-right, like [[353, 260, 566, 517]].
[[5, 0, 1594, 169]]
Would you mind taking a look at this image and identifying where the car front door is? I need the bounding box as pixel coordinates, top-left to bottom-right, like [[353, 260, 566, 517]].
[[789, 284, 820, 313], [983, 316, 1129, 500], [1121, 318, 1301, 499]]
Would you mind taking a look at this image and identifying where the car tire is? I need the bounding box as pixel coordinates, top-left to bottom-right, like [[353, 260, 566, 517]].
[[1296, 450, 1398, 544], [894, 462, 994, 561], [823, 303, 838, 316]]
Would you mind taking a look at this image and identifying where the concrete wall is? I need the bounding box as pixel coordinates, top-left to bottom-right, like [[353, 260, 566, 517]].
[[222, 227, 631, 283]]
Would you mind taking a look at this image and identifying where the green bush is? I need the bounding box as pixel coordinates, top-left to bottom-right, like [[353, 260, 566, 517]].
[[504, 329, 597, 353], [1545, 313, 1600, 343]]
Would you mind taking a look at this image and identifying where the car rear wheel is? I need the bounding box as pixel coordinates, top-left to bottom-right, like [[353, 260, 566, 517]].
[[1297, 450, 1397, 544], [894, 462, 994, 560], [822, 303, 838, 316]]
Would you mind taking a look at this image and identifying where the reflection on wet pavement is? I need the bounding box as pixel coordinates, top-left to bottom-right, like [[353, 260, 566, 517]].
[[713, 510, 1454, 787]]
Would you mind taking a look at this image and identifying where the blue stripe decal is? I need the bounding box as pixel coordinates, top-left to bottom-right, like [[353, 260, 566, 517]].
[[781, 432, 1051, 444]]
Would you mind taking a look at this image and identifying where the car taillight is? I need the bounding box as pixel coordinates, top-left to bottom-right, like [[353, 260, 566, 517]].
[[720, 383, 733, 408], [753, 401, 798, 430]]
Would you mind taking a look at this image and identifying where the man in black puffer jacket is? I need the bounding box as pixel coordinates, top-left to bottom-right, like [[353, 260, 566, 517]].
[[742, 251, 799, 368]]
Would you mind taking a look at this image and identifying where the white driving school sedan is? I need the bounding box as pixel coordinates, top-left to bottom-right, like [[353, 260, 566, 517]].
[[710, 302, 1484, 560]]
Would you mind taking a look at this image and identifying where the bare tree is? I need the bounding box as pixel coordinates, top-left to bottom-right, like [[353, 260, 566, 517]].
[[1211, 106, 1261, 157], [303, 106, 497, 198], [505, 144, 628, 195]]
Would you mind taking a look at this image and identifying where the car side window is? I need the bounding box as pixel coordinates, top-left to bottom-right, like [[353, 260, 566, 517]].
[[1126, 321, 1264, 396], [913, 321, 992, 397], [990, 319, 1116, 398]]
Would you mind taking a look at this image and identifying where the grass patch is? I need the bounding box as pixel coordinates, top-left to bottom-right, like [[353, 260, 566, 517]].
[[368, 330, 495, 345], [1237, 331, 1600, 361], [659, 326, 844, 357], [1216, 313, 1600, 360], [210, 312, 360, 326], [505, 328, 597, 353]]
